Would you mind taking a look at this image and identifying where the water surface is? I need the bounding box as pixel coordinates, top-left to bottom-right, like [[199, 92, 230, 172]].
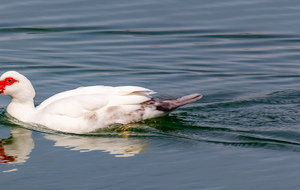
[[1, 0, 300, 189]]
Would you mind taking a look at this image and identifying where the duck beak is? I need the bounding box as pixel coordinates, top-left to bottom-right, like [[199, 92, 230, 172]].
[[0, 80, 6, 94]]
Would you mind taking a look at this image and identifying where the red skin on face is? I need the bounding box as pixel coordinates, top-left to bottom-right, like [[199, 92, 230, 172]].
[[0, 77, 19, 94]]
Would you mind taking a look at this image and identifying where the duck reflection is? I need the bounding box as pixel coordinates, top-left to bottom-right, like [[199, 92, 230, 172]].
[[0, 127, 34, 164], [44, 133, 147, 157], [0, 125, 148, 167]]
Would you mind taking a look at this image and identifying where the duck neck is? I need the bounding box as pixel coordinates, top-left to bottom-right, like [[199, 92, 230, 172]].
[[7, 98, 36, 122]]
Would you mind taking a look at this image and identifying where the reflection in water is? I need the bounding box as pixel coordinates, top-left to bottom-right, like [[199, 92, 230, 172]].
[[1, 125, 148, 170], [0, 127, 34, 164], [44, 133, 147, 157]]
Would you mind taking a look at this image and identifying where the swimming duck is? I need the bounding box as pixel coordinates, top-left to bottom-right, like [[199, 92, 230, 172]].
[[0, 71, 202, 134]]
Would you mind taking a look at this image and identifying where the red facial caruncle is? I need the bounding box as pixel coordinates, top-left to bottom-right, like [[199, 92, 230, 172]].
[[0, 77, 19, 94]]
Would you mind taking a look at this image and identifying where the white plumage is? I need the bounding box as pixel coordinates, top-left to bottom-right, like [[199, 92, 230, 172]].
[[0, 71, 202, 134]]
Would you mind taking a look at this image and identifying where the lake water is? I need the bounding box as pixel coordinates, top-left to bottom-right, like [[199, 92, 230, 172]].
[[1, 0, 300, 189]]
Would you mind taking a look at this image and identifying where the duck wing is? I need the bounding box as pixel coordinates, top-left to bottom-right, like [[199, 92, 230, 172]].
[[36, 86, 155, 119]]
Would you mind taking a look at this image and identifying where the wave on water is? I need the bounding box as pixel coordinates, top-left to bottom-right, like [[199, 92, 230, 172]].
[[172, 89, 300, 151]]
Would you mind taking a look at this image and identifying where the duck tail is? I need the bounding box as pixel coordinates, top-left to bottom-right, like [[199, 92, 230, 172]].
[[144, 93, 202, 112]]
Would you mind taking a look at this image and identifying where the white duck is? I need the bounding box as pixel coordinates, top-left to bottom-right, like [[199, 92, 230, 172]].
[[0, 71, 202, 134]]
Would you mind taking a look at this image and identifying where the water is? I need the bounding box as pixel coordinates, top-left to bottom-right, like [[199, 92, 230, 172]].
[[1, 0, 300, 189]]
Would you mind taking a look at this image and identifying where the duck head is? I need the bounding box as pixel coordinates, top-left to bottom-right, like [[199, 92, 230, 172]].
[[0, 71, 36, 103]]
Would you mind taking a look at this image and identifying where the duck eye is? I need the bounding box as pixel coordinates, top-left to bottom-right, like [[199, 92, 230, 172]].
[[5, 78, 15, 84]]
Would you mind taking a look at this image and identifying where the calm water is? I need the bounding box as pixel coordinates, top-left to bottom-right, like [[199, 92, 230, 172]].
[[1, 0, 300, 189]]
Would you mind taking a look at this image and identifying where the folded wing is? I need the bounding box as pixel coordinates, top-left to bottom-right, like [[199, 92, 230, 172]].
[[36, 86, 155, 119]]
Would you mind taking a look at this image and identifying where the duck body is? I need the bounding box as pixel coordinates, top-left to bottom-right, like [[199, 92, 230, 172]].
[[31, 85, 157, 133], [0, 71, 202, 134]]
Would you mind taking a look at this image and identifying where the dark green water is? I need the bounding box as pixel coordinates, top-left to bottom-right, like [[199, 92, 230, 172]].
[[1, 0, 300, 189]]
